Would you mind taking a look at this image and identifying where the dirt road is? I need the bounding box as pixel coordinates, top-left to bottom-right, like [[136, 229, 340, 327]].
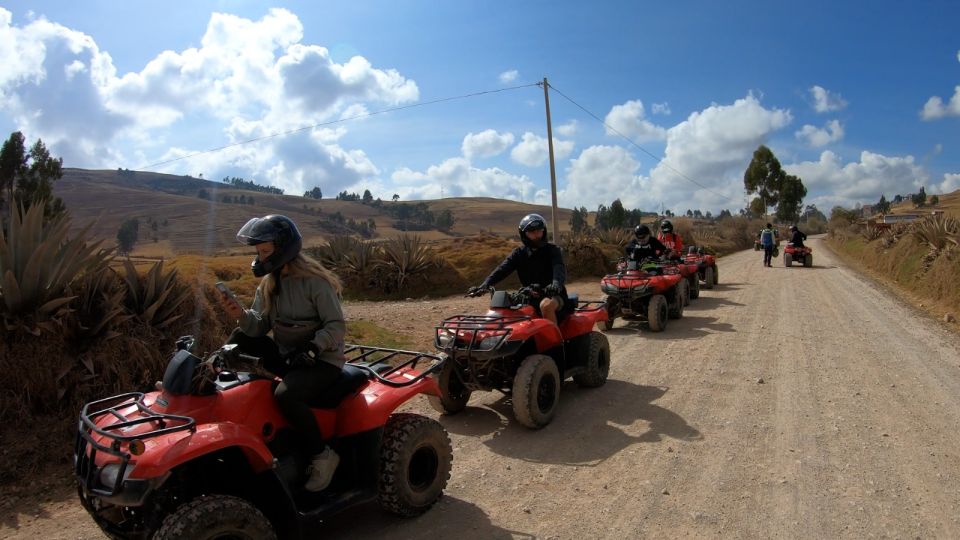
[[5, 236, 960, 539]]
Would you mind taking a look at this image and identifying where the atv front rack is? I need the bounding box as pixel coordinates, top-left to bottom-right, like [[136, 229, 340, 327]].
[[344, 344, 445, 387], [434, 314, 531, 354], [76, 392, 196, 497]]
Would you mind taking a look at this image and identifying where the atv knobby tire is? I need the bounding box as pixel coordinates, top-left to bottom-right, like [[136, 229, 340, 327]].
[[703, 266, 714, 289], [804, 254, 813, 267], [713, 266, 719, 285], [647, 294, 668, 332], [573, 332, 610, 388], [600, 298, 617, 331], [428, 361, 470, 415], [512, 354, 561, 429], [669, 280, 686, 319], [688, 273, 700, 300], [378, 413, 453, 517], [154, 495, 276, 540], [784, 253, 792, 267]]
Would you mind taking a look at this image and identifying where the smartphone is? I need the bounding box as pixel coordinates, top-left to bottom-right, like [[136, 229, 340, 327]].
[[215, 282, 242, 307]]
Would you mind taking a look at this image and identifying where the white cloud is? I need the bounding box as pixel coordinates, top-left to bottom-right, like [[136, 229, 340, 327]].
[[645, 94, 793, 213], [461, 129, 515, 159], [0, 7, 417, 190], [795, 119, 844, 147], [558, 145, 645, 209], [921, 85, 960, 120], [651, 102, 671, 115], [604, 99, 666, 142], [510, 132, 574, 167], [498, 69, 518, 84], [810, 85, 848, 113], [934, 173, 960, 194], [555, 120, 578, 137], [390, 157, 536, 201], [785, 150, 928, 209]]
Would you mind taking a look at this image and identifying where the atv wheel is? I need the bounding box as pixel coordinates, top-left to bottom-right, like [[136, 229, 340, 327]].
[[573, 332, 610, 388], [600, 317, 615, 331], [713, 266, 719, 285], [688, 273, 700, 301], [154, 495, 276, 540], [784, 253, 792, 267], [427, 361, 470, 415], [512, 354, 561, 429], [703, 267, 714, 289], [647, 294, 668, 332], [378, 413, 453, 517], [669, 281, 686, 319], [804, 254, 813, 267], [600, 297, 617, 331]]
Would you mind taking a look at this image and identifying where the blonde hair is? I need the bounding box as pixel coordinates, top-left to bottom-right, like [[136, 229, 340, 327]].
[[258, 252, 343, 316]]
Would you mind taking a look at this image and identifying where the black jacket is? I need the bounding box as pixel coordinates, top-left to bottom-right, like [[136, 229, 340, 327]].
[[791, 230, 807, 248], [482, 243, 566, 294], [625, 237, 667, 262]]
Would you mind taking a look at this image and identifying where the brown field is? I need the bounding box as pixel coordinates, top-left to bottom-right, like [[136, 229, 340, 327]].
[[54, 169, 581, 256]]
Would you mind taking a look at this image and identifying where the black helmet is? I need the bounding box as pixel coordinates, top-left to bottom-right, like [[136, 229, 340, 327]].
[[789, 224, 797, 231], [518, 213, 547, 248], [688, 246, 698, 255], [236, 215, 303, 277], [634, 224, 651, 238], [660, 219, 673, 233]]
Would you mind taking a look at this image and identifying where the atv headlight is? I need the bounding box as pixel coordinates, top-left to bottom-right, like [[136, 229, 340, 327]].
[[98, 463, 130, 489], [602, 283, 619, 294], [632, 285, 648, 293], [477, 335, 503, 350], [436, 330, 455, 349]]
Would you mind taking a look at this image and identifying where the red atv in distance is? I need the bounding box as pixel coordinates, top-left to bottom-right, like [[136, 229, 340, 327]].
[[600, 258, 687, 332], [432, 285, 610, 429], [76, 336, 452, 540], [784, 242, 813, 267], [684, 246, 719, 290], [660, 256, 702, 302]]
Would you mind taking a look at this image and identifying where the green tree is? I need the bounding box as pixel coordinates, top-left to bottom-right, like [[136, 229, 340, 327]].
[[801, 204, 826, 223], [1, 133, 65, 222], [362, 189, 373, 204], [744, 145, 787, 214], [304, 186, 323, 199], [748, 197, 766, 219], [435, 209, 456, 231], [117, 218, 140, 255], [875, 194, 891, 214], [931, 194, 940, 205], [774, 174, 807, 223], [569, 206, 588, 233], [392, 193, 400, 202], [893, 194, 903, 204], [197, 188, 210, 200], [608, 199, 627, 229], [912, 187, 927, 207], [595, 204, 609, 230]]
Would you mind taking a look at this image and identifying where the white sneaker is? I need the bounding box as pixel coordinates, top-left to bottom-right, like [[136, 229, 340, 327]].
[[304, 448, 340, 492]]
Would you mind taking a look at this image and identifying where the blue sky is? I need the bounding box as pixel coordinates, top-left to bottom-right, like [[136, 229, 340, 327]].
[[1, 1, 958, 215]]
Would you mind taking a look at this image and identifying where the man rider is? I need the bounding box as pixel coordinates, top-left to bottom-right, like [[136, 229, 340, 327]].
[[759, 223, 776, 267], [470, 214, 567, 325], [626, 224, 668, 262], [789, 225, 807, 248], [657, 219, 683, 259]]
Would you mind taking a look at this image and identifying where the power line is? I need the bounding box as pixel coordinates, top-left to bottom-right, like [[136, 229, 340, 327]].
[[542, 81, 741, 206], [139, 82, 541, 170]]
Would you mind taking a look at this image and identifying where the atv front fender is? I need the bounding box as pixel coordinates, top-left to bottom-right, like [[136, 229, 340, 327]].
[[335, 377, 441, 437], [128, 423, 274, 479]]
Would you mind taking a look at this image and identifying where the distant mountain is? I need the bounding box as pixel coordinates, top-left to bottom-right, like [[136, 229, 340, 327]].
[[54, 168, 579, 255]]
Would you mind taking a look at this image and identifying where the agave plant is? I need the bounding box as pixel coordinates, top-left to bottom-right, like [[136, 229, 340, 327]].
[[593, 228, 633, 249], [0, 202, 110, 332], [121, 258, 192, 329], [911, 215, 960, 250], [64, 265, 131, 350], [376, 234, 439, 290]]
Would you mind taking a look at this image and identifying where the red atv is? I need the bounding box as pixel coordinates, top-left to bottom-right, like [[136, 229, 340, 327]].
[[784, 242, 813, 267], [600, 258, 687, 332], [659, 256, 701, 302], [75, 336, 451, 540], [684, 246, 719, 290], [431, 285, 610, 429]]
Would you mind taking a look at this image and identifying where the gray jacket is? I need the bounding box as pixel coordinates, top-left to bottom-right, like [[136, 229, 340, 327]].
[[239, 276, 347, 369]]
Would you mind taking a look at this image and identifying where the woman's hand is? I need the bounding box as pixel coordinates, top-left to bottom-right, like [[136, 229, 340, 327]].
[[217, 290, 244, 320]]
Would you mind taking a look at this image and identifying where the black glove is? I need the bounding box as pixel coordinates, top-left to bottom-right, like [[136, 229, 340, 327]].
[[544, 283, 562, 297], [467, 285, 488, 297], [285, 343, 319, 369]]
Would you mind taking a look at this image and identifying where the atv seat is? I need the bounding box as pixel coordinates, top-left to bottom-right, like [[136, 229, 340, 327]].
[[308, 364, 372, 409]]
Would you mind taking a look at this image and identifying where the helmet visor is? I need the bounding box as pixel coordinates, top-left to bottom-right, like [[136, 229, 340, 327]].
[[236, 217, 277, 245]]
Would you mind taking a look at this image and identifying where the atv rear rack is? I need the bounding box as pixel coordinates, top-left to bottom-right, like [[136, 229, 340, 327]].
[[575, 299, 608, 312], [344, 344, 445, 387], [76, 392, 196, 497]]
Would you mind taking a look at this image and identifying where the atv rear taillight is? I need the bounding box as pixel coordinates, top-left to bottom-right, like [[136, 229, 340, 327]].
[[128, 439, 145, 456]]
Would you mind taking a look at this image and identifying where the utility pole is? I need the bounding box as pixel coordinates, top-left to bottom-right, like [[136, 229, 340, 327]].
[[542, 77, 559, 241]]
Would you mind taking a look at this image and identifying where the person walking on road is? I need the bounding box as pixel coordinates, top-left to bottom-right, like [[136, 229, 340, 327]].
[[759, 223, 777, 267]]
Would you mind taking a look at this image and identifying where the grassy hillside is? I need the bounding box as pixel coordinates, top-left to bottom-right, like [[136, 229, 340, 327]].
[[54, 169, 581, 255]]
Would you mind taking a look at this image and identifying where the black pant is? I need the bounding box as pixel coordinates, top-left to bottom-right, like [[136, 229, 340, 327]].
[[763, 246, 774, 266], [227, 329, 342, 454]]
